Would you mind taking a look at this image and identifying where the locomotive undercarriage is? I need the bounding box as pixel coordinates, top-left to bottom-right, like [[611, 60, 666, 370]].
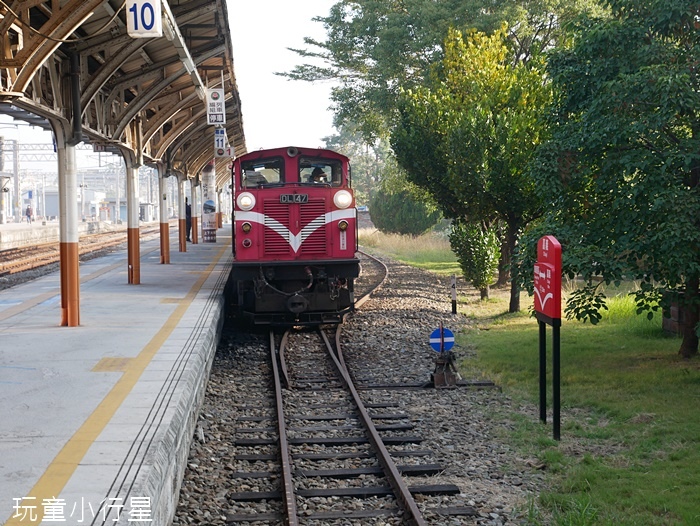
[[229, 259, 360, 325]]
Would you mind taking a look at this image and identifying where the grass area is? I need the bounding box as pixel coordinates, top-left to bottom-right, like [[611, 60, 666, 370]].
[[363, 230, 700, 526], [463, 292, 700, 525], [358, 227, 461, 275]]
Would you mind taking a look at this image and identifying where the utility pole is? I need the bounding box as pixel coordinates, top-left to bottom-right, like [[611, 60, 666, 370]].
[[115, 158, 121, 223], [13, 139, 19, 222], [0, 135, 5, 224]]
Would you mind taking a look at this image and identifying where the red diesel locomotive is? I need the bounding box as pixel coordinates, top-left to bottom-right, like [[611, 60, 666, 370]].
[[229, 146, 359, 325]]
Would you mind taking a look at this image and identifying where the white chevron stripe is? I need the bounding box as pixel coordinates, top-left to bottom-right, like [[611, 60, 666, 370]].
[[235, 209, 355, 253]]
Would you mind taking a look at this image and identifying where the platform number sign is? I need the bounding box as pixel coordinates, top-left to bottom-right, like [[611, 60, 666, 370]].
[[214, 128, 226, 149], [214, 128, 233, 158], [126, 0, 163, 38]]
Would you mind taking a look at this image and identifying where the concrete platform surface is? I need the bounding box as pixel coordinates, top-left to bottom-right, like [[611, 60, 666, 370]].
[[0, 229, 232, 525]]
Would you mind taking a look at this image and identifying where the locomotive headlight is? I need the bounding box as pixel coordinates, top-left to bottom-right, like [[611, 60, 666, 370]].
[[237, 192, 255, 211], [241, 222, 252, 233], [338, 220, 349, 231], [333, 190, 353, 209]]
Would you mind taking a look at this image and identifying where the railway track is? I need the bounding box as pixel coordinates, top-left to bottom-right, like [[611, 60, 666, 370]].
[[226, 326, 430, 524], [0, 223, 164, 276], [179, 252, 481, 525], [354, 249, 388, 307]]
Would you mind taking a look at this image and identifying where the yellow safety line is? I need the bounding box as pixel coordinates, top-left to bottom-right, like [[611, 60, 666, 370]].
[[4, 242, 230, 525], [91, 357, 133, 372]]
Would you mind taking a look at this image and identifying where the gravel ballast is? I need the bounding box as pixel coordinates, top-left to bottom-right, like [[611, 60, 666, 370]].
[[174, 254, 548, 525]]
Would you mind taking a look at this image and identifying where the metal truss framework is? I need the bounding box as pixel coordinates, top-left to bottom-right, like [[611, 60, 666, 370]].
[[0, 0, 246, 188]]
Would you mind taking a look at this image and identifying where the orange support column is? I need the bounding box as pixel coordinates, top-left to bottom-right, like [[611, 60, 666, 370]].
[[178, 178, 187, 252], [192, 216, 198, 244], [217, 191, 224, 228], [127, 227, 140, 284], [179, 218, 187, 251], [160, 222, 170, 264], [191, 182, 199, 244], [59, 242, 80, 326]]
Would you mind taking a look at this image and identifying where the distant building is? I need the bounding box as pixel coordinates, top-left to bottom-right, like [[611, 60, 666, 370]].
[[103, 197, 127, 224]]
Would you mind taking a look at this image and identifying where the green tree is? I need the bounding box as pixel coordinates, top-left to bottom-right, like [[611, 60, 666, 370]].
[[281, 0, 598, 140], [369, 186, 441, 237], [392, 27, 552, 312], [531, 0, 700, 357], [449, 220, 500, 300], [323, 124, 394, 205]]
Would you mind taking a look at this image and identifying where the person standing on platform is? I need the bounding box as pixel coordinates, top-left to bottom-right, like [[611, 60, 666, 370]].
[[25, 204, 32, 224], [185, 197, 192, 242]]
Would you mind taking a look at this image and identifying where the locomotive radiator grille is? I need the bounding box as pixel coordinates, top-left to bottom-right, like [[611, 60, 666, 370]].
[[299, 200, 326, 255], [263, 202, 291, 254], [262, 199, 328, 255]]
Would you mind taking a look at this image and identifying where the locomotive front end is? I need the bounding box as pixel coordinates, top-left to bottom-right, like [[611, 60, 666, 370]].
[[230, 147, 359, 325]]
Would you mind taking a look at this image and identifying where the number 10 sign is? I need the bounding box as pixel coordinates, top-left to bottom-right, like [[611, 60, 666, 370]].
[[127, 0, 163, 38]]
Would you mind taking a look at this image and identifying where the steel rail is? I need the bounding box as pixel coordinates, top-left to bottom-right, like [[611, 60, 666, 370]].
[[319, 326, 427, 526], [262, 250, 390, 525], [277, 330, 292, 389], [354, 249, 389, 310], [269, 330, 300, 526]]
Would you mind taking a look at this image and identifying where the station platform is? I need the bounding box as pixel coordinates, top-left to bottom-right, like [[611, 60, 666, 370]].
[[0, 228, 232, 525]]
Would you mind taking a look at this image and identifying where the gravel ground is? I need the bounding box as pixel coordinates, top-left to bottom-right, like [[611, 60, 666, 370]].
[[342, 255, 547, 524], [0, 263, 60, 290], [175, 253, 549, 525]]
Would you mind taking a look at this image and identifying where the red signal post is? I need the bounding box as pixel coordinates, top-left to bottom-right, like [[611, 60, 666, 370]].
[[534, 235, 562, 440], [534, 235, 562, 323]]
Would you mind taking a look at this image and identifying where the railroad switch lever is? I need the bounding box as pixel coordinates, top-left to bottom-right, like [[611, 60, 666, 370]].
[[432, 350, 459, 388]]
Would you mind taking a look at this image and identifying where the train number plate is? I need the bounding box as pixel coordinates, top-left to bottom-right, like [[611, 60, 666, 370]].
[[280, 194, 308, 204]]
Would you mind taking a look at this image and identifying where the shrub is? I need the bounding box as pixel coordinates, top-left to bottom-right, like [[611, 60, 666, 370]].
[[449, 221, 500, 299], [369, 187, 440, 237]]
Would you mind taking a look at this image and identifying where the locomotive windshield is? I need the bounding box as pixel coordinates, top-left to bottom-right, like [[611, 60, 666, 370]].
[[240, 157, 284, 188], [299, 157, 343, 186]]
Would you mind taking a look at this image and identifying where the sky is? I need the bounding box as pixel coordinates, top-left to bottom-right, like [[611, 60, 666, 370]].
[[228, 0, 338, 151]]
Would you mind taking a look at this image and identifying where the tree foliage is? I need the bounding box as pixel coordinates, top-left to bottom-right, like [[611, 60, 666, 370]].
[[281, 0, 600, 140], [369, 186, 441, 237], [449, 220, 500, 299], [529, 0, 700, 357], [323, 124, 395, 205], [392, 27, 552, 312]]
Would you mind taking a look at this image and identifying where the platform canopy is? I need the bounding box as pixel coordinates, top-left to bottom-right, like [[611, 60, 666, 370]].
[[0, 0, 246, 188]]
